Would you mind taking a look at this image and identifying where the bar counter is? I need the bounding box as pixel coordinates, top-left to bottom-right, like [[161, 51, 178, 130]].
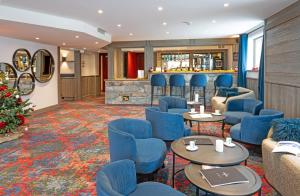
[[105, 72, 237, 105]]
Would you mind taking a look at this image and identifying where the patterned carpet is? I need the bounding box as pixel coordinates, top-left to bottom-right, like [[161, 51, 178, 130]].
[[0, 96, 277, 195]]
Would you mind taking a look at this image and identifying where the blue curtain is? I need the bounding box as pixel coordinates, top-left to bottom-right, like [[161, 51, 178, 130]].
[[237, 34, 248, 87], [258, 39, 265, 104]]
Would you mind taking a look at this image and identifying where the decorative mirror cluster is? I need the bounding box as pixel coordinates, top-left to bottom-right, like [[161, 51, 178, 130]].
[[0, 62, 17, 88], [31, 49, 55, 83], [1, 48, 55, 95], [13, 48, 31, 72]]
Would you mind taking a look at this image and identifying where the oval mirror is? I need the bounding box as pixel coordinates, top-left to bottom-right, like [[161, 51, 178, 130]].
[[13, 48, 31, 72], [17, 73, 35, 95], [0, 62, 17, 88], [31, 49, 55, 83]]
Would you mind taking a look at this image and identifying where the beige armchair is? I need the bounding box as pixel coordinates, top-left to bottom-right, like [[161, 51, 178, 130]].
[[262, 130, 300, 196], [211, 87, 256, 113]]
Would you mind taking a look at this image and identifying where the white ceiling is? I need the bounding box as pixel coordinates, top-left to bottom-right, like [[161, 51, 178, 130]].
[[0, 0, 297, 48]]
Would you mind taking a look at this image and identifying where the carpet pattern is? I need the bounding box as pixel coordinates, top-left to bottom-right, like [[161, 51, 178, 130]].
[[0, 97, 277, 195]]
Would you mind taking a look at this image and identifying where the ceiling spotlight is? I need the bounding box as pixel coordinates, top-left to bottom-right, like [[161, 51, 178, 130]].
[[117, 24, 122, 27], [35, 37, 40, 40], [83, 48, 87, 50], [98, 9, 103, 14], [162, 22, 167, 26], [75, 35, 79, 38], [158, 6, 163, 11], [224, 3, 229, 7], [62, 42, 66, 46], [166, 31, 170, 35], [95, 41, 99, 44], [212, 20, 217, 23], [129, 33, 133, 36]]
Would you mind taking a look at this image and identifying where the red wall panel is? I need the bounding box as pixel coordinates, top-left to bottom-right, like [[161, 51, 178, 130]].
[[127, 52, 144, 78]]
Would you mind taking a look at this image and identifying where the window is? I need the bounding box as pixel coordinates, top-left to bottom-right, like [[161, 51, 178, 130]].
[[247, 28, 264, 71]]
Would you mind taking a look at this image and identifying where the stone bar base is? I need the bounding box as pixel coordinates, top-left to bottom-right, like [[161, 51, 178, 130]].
[[105, 73, 237, 106]]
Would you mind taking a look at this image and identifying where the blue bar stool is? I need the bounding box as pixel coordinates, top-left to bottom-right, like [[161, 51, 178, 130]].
[[214, 74, 233, 94], [190, 74, 208, 106], [151, 74, 167, 106], [169, 74, 185, 98]]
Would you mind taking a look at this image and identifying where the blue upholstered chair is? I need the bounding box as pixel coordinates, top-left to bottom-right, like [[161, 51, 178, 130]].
[[190, 74, 208, 106], [108, 118, 167, 174], [96, 159, 185, 196], [230, 109, 284, 145], [169, 74, 185, 98], [214, 74, 233, 94], [159, 96, 188, 114], [151, 74, 167, 106], [145, 107, 191, 141], [223, 99, 263, 128]]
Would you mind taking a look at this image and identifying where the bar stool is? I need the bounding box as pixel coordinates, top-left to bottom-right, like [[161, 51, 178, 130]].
[[150, 74, 167, 106], [190, 74, 208, 106], [169, 74, 185, 98], [214, 74, 233, 94]]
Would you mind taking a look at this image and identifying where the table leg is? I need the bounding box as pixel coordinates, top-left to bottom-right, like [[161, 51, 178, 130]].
[[172, 152, 175, 188], [196, 187, 199, 196], [197, 122, 200, 134], [258, 188, 262, 196], [222, 120, 225, 138]]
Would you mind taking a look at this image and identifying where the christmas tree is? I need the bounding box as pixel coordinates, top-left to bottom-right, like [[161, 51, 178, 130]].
[[0, 72, 33, 134]]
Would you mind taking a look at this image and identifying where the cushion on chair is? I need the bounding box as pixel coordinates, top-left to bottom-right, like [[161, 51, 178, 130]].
[[230, 123, 241, 140], [168, 108, 189, 114], [159, 100, 168, 112], [216, 87, 238, 97], [130, 182, 185, 196], [224, 111, 253, 125], [184, 125, 192, 136], [272, 118, 300, 143], [135, 138, 167, 174]]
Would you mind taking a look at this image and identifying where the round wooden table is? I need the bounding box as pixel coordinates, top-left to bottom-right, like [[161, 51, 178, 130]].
[[170, 136, 249, 187], [185, 164, 262, 196], [183, 112, 225, 136]]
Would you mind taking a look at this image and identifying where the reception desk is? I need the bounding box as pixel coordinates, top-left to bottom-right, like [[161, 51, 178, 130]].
[[105, 72, 237, 105]]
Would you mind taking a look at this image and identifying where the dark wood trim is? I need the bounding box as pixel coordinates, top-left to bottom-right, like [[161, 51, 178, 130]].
[[57, 46, 62, 104], [31, 104, 60, 116]]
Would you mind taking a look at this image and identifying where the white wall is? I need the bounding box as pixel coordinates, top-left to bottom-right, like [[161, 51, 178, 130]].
[[0, 36, 58, 110]]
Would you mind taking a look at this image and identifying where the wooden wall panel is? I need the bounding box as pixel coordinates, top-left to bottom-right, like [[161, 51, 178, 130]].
[[265, 0, 300, 117], [81, 76, 100, 97], [61, 78, 76, 100], [246, 78, 258, 99]]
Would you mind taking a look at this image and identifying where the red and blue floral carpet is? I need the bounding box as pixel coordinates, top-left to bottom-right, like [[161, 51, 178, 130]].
[[0, 97, 277, 195]]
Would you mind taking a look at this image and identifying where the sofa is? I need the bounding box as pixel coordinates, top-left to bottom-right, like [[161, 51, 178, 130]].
[[211, 87, 256, 113], [262, 130, 300, 196]]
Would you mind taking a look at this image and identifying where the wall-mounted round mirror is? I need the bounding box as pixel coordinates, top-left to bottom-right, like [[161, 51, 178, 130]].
[[31, 49, 55, 83], [13, 48, 31, 72], [0, 62, 17, 88], [17, 73, 35, 95]]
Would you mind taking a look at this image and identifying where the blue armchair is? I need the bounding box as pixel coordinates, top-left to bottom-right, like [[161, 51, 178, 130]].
[[223, 99, 263, 127], [230, 109, 284, 145], [108, 118, 167, 174], [159, 96, 188, 114], [145, 107, 191, 141], [97, 159, 185, 196]]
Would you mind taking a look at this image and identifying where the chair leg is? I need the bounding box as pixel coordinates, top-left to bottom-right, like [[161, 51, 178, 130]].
[[222, 120, 225, 130], [151, 86, 154, 106], [203, 87, 206, 107], [190, 87, 192, 101], [170, 86, 172, 96], [183, 86, 185, 98]]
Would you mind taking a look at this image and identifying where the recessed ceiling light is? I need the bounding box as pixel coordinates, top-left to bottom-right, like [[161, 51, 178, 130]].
[[98, 9, 103, 14], [117, 24, 122, 27], [83, 48, 87, 50], [35, 37, 40, 40], [162, 22, 167, 26], [224, 3, 229, 7], [95, 41, 99, 44], [75, 35, 79, 38], [212, 20, 217, 23], [158, 6, 163, 11], [129, 33, 133, 36], [166, 31, 170, 35], [62, 42, 66, 46]]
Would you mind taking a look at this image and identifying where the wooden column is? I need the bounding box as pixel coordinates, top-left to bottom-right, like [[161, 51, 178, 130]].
[[107, 46, 114, 79], [74, 50, 82, 100], [144, 41, 154, 77]]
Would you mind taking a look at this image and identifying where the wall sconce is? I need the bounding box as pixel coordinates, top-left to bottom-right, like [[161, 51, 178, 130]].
[[62, 57, 67, 62]]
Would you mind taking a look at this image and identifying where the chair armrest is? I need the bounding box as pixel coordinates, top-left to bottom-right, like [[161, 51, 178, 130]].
[[240, 116, 273, 144], [96, 171, 124, 196]]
